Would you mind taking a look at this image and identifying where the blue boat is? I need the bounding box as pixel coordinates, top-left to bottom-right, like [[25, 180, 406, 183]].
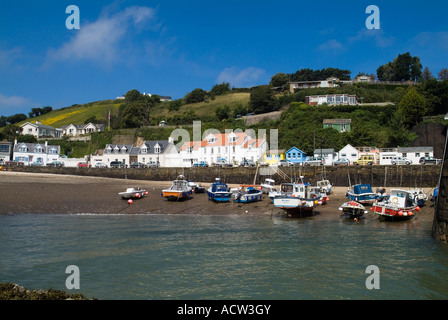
[[431, 187, 438, 203], [233, 187, 262, 203], [346, 184, 377, 205], [207, 178, 232, 202]]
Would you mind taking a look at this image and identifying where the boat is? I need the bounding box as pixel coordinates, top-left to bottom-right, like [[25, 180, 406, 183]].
[[338, 201, 367, 220], [233, 186, 263, 203], [370, 189, 421, 221], [207, 178, 232, 202], [346, 184, 377, 205], [317, 179, 333, 194], [375, 187, 390, 202], [431, 187, 438, 203], [118, 187, 148, 199], [161, 175, 193, 201], [273, 182, 321, 217], [310, 186, 328, 205], [260, 178, 276, 194], [188, 180, 206, 193], [409, 188, 428, 207]]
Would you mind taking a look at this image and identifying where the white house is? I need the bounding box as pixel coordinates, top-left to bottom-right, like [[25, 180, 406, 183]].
[[13, 141, 60, 165], [305, 94, 357, 106], [313, 148, 337, 165], [337, 144, 359, 164], [379, 148, 399, 165], [134, 139, 180, 167], [20, 121, 62, 139], [93, 144, 134, 167], [61, 123, 105, 136], [380, 147, 434, 165]]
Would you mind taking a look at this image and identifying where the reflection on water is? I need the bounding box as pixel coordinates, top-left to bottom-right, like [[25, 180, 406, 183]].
[[0, 213, 447, 299]]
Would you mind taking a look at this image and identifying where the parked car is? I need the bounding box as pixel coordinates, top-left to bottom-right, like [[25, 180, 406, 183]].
[[277, 160, 292, 167], [419, 156, 442, 165], [147, 161, 160, 168], [239, 159, 256, 167], [304, 157, 325, 166], [94, 162, 107, 168], [391, 157, 412, 165], [213, 158, 233, 167], [47, 161, 64, 167], [77, 161, 91, 168], [193, 161, 209, 167], [353, 154, 375, 165], [110, 161, 126, 168], [333, 158, 350, 166], [29, 161, 44, 167], [130, 161, 146, 168]]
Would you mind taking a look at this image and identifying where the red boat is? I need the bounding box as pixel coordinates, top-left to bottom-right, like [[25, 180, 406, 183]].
[[370, 189, 420, 221]]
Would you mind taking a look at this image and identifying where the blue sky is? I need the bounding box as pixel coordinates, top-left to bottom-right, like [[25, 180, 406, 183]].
[[1, 0, 447, 116]]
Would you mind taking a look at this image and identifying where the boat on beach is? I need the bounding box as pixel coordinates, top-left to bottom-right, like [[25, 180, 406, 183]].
[[346, 184, 377, 205], [161, 175, 193, 201], [370, 189, 420, 221], [408, 188, 428, 207], [118, 187, 148, 200], [233, 186, 263, 203], [317, 179, 333, 194], [338, 201, 367, 220], [273, 182, 321, 217], [207, 178, 232, 202], [188, 180, 206, 193], [260, 178, 276, 194]]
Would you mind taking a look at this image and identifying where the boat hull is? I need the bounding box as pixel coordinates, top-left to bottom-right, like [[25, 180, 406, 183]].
[[162, 190, 193, 201], [233, 192, 262, 203], [207, 191, 232, 202], [339, 201, 366, 219], [370, 204, 416, 221], [273, 196, 316, 217], [118, 189, 148, 199], [346, 192, 377, 205]]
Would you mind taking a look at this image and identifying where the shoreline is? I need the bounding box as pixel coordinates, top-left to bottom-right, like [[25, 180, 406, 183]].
[[0, 171, 436, 222]]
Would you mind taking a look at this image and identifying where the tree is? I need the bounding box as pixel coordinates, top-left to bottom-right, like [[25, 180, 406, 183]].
[[125, 89, 142, 103], [249, 86, 278, 114], [438, 68, 448, 81], [377, 52, 422, 81], [210, 83, 230, 96], [397, 88, 427, 129], [6, 113, 27, 124], [215, 105, 231, 121], [421, 67, 435, 81], [184, 88, 206, 104], [270, 73, 289, 88]]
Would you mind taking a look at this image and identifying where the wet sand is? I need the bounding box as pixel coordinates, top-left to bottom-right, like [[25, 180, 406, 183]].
[[0, 171, 436, 222]]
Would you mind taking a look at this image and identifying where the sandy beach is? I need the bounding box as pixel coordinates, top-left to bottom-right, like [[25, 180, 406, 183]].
[[0, 171, 436, 222]]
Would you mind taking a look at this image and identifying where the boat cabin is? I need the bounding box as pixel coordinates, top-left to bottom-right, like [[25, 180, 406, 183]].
[[389, 189, 416, 208]]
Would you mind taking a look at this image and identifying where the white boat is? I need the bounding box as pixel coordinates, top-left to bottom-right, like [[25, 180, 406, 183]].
[[161, 175, 193, 201], [273, 182, 321, 217], [408, 188, 428, 207], [119, 187, 148, 199], [339, 201, 367, 220], [370, 189, 420, 221], [260, 178, 276, 194], [317, 179, 333, 194], [233, 187, 263, 203]]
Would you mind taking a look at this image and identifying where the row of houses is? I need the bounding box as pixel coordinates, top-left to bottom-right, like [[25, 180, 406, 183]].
[[271, 145, 435, 166], [20, 121, 105, 139]]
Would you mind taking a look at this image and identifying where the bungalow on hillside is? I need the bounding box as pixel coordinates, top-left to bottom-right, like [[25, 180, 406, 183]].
[[289, 77, 340, 93], [61, 123, 105, 136], [306, 94, 357, 106], [337, 144, 358, 164], [20, 121, 62, 139], [323, 119, 352, 133], [285, 147, 306, 165]]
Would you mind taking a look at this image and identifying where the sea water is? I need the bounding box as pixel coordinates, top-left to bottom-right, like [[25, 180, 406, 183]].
[[1, 213, 448, 300]]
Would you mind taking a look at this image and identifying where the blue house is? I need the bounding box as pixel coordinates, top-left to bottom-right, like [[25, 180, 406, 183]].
[[285, 147, 306, 165]]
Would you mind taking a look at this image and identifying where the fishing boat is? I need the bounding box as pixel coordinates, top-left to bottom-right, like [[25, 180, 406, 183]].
[[338, 201, 367, 220], [273, 182, 321, 217], [409, 188, 428, 207], [310, 186, 328, 205], [188, 180, 206, 193], [118, 187, 148, 200], [161, 175, 193, 201], [233, 186, 263, 203], [375, 187, 389, 202], [346, 184, 377, 205], [370, 189, 421, 221], [260, 178, 276, 194], [207, 178, 232, 202], [317, 179, 333, 194]]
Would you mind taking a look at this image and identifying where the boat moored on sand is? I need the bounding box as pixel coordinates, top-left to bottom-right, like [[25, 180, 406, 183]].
[[162, 175, 193, 201], [119, 187, 148, 200], [233, 186, 263, 203], [273, 182, 321, 217], [339, 201, 367, 220], [370, 189, 420, 221], [207, 178, 232, 202], [346, 184, 377, 205]]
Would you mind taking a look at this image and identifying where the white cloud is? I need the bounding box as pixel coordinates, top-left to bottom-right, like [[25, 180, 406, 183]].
[[317, 39, 346, 52], [348, 28, 394, 48], [0, 93, 32, 116], [46, 6, 156, 66], [216, 67, 266, 88]]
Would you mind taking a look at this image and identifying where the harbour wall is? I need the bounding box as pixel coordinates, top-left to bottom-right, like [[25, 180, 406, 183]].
[[2, 165, 441, 188]]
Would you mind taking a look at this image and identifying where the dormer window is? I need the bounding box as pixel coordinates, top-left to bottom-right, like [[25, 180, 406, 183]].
[[114, 146, 120, 153], [19, 145, 28, 152], [49, 148, 57, 154], [121, 146, 127, 153], [34, 146, 43, 153], [141, 146, 147, 154], [106, 146, 112, 153]]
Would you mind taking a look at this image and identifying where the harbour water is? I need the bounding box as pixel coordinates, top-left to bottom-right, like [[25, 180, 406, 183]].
[[1, 213, 448, 300]]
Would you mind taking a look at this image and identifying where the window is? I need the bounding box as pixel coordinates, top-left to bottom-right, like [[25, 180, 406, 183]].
[[155, 146, 161, 153], [19, 146, 28, 152], [49, 148, 57, 154], [415, 153, 420, 158], [141, 147, 147, 154], [402, 153, 407, 157]]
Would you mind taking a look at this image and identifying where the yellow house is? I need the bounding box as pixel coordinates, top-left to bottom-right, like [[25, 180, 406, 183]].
[[262, 149, 285, 165]]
